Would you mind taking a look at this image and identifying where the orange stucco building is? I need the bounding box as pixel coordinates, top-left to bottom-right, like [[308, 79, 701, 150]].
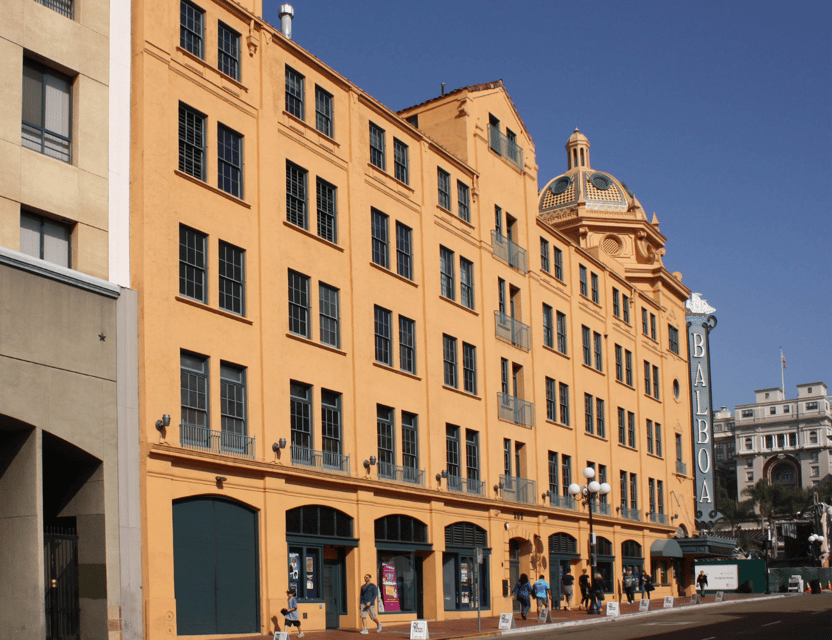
[[131, 1, 699, 637]]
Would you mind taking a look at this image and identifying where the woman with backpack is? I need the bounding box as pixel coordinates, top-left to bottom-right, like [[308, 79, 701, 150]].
[[511, 573, 533, 619]]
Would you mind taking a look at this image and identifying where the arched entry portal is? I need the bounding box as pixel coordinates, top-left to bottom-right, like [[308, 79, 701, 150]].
[[548, 533, 579, 609], [508, 537, 533, 611]]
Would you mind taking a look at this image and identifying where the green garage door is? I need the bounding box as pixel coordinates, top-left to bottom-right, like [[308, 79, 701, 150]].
[[173, 497, 260, 635]]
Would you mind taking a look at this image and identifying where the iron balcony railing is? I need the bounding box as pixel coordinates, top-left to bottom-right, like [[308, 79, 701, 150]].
[[291, 444, 350, 473], [549, 494, 577, 510], [494, 311, 531, 351], [180, 423, 256, 459], [596, 502, 612, 516], [36, 0, 73, 18], [676, 460, 688, 475], [491, 230, 528, 273], [488, 124, 524, 170], [501, 474, 537, 505], [447, 474, 485, 496], [378, 461, 425, 486], [650, 512, 669, 525], [620, 507, 642, 522], [497, 392, 534, 427]]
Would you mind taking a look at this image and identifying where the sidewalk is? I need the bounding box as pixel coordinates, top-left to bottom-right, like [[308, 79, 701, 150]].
[[228, 594, 787, 640]]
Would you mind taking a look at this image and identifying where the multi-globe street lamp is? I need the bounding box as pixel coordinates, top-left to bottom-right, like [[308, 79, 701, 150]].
[[808, 534, 825, 567], [569, 467, 611, 615]]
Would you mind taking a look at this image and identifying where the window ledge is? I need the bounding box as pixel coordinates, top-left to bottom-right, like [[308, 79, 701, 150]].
[[372, 361, 421, 381], [174, 169, 251, 208], [644, 393, 662, 403], [646, 452, 664, 461], [582, 363, 605, 376], [615, 379, 636, 391], [283, 110, 341, 148], [175, 46, 250, 93], [542, 344, 569, 360], [369, 261, 418, 287], [283, 220, 344, 252], [175, 296, 253, 324], [617, 443, 638, 453], [442, 385, 480, 400], [439, 295, 478, 316], [545, 419, 572, 431], [286, 332, 347, 356], [584, 432, 608, 443], [435, 205, 475, 231], [366, 162, 415, 194]]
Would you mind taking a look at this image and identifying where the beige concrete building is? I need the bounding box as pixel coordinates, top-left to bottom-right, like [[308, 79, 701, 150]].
[[131, 1, 700, 637], [0, 1, 139, 640]]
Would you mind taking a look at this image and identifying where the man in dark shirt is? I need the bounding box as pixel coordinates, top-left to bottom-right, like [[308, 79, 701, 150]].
[[578, 569, 591, 610], [360, 574, 382, 634]]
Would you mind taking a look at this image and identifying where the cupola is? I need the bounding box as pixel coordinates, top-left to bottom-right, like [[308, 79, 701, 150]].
[[566, 128, 590, 170]]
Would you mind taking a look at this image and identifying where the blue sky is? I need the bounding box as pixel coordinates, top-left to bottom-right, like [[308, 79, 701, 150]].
[[264, 0, 831, 410]]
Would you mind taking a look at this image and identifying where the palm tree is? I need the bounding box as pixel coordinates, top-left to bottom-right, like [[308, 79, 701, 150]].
[[715, 487, 758, 553]]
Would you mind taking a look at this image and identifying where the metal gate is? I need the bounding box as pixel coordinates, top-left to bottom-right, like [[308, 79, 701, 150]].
[[44, 527, 80, 640]]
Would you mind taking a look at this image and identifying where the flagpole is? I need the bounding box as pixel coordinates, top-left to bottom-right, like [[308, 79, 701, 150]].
[[780, 347, 785, 395]]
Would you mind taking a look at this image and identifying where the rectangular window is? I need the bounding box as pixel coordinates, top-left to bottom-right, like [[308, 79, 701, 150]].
[[180, 0, 204, 57], [315, 177, 338, 243], [446, 425, 460, 479], [653, 365, 660, 398], [218, 241, 244, 315], [642, 308, 649, 335], [457, 181, 470, 222], [591, 272, 599, 303], [546, 377, 557, 421], [559, 383, 570, 426], [290, 381, 312, 449], [178, 103, 205, 179], [582, 326, 591, 366], [460, 258, 474, 309], [399, 316, 416, 374], [647, 419, 654, 454], [377, 405, 395, 469], [402, 412, 418, 472], [22, 59, 72, 164], [369, 122, 385, 169], [556, 312, 567, 354], [618, 408, 626, 445], [625, 350, 633, 386], [495, 205, 502, 236], [181, 351, 209, 428], [650, 313, 657, 340], [220, 362, 246, 437], [396, 222, 413, 279], [548, 452, 559, 496], [623, 295, 630, 323], [579, 265, 587, 296], [561, 455, 572, 496], [371, 209, 389, 268], [286, 161, 308, 228], [656, 423, 663, 457], [554, 247, 563, 280], [438, 168, 451, 209], [218, 22, 240, 80], [440, 246, 455, 300], [500, 358, 509, 395], [288, 270, 310, 337], [657, 480, 664, 514], [393, 138, 409, 183], [315, 86, 333, 137], [540, 238, 550, 272], [179, 225, 207, 302], [630, 473, 638, 509], [21, 211, 71, 268], [321, 389, 342, 459], [374, 306, 393, 365], [217, 124, 243, 198], [596, 398, 605, 438], [649, 478, 656, 514], [644, 361, 651, 395], [613, 288, 620, 317], [465, 430, 479, 482], [498, 278, 506, 314], [285, 66, 304, 119], [542, 304, 554, 348], [593, 332, 603, 371], [585, 393, 594, 434], [620, 471, 628, 509], [628, 411, 636, 448], [319, 283, 340, 348], [503, 439, 512, 476], [598, 464, 608, 505], [677, 434, 684, 462], [615, 345, 623, 381], [443, 334, 457, 388], [668, 325, 679, 354], [462, 342, 477, 394]]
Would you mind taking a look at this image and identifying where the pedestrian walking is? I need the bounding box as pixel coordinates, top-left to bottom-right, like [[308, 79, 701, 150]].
[[623, 568, 636, 603], [697, 570, 708, 597], [561, 570, 574, 610], [359, 574, 382, 634], [591, 572, 605, 612], [578, 569, 591, 610], [532, 574, 550, 613], [282, 588, 304, 638], [638, 570, 647, 599], [511, 573, 532, 619], [642, 572, 654, 598]]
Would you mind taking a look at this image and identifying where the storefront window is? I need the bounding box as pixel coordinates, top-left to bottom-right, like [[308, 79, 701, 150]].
[[443, 553, 490, 610], [596, 537, 615, 592], [378, 552, 416, 612], [289, 546, 320, 600]]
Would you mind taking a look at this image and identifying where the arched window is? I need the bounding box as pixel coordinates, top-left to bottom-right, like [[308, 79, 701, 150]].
[[445, 521, 487, 548], [549, 533, 578, 555], [286, 504, 353, 538], [595, 536, 615, 593], [444, 522, 490, 611], [622, 540, 642, 558], [375, 514, 427, 544], [375, 516, 430, 615]]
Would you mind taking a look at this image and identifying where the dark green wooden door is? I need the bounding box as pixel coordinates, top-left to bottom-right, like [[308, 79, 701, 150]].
[[173, 498, 260, 635]]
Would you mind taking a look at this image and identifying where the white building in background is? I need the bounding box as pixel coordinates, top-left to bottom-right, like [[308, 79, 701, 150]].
[[714, 383, 832, 500]]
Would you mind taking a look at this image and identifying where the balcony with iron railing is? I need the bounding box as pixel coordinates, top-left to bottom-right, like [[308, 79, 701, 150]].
[[497, 392, 534, 427], [36, 0, 73, 18], [447, 474, 485, 496], [378, 461, 425, 487], [649, 512, 669, 525], [596, 501, 612, 516], [676, 460, 688, 475], [501, 475, 537, 505], [620, 507, 641, 522], [491, 230, 528, 273], [494, 311, 530, 351], [488, 124, 524, 171], [291, 444, 350, 473], [180, 423, 256, 459], [548, 493, 577, 510]]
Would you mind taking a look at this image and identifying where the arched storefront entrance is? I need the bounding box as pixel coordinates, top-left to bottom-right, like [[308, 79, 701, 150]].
[[548, 533, 579, 609], [443, 522, 490, 611], [375, 515, 430, 618], [621, 540, 644, 593], [172, 496, 259, 635], [596, 537, 615, 594], [508, 537, 533, 611]]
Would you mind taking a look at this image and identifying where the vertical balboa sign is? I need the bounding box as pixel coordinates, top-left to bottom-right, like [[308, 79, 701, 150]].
[[685, 293, 723, 530]]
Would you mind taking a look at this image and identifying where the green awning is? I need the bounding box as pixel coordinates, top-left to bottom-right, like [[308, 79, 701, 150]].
[[651, 538, 683, 558]]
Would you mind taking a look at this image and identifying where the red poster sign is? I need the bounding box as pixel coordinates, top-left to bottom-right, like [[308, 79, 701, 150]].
[[380, 561, 400, 612]]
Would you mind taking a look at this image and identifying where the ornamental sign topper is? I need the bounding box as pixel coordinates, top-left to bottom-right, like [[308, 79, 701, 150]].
[[685, 293, 723, 530]]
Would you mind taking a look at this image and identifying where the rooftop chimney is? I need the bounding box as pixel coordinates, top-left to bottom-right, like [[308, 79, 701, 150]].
[[279, 4, 294, 40]]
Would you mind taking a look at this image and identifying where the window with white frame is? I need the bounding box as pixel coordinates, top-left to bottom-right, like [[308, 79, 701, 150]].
[[179, 225, 206, 302], [374, 306, 393, 365], [218, 241, 245, 315], [457, 181, 470, 222], [437, 168, 451, 210], [371, 209, 389, 268], [286, 161, 308, 228], [178, 103, 205, 179], [315, 86, 333, 137], [316, 178, 337, 243], [217, 124, 243, 198], [180, 0, 204, 57], [288, 270, 310, 338], [369, 122, 385, 169], [218, 22, 240, 80], [395, 222, 412, 280], [460, 257, 474, 309], [318, 283, 340, 348], [285, 66, 305, 119]]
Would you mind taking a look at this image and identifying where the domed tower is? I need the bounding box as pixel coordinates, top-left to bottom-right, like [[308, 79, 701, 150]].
[[539, 130, 666, 268]]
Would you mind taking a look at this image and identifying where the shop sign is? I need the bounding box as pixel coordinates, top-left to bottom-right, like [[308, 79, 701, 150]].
[[537, 608, 550, 623], [409, 620, 429, 639], [663, 596, 674, 608], [498, 613, 515, 629], [605, 602, 620, 617], [639, 599, 650, 612]]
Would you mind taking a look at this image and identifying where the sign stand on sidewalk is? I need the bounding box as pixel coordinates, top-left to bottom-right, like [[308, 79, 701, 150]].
[[537, 608, 550, 624], [715, 591, 724, 602], [690, 594, 701, 605], [663, 596, 674, 609], [409, 620, 429, 639], [638, 599, 650, 612], [498, 613, 516, 630], [605, 602, 620, 617], [273, 632, 288, 640]]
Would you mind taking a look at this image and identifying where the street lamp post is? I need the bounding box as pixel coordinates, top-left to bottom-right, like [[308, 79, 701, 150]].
[[764, 526, 771, 594], [808, 534, 825, 568], [569, 467, 611, 615]]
